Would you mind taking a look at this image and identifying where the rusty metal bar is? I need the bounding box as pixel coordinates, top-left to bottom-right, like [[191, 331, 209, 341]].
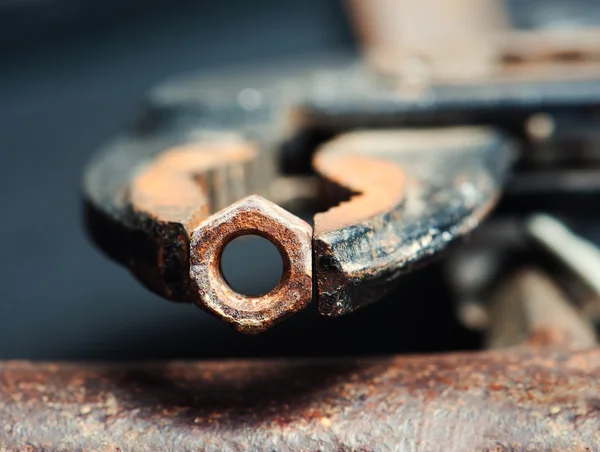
[[2, 350, 600, 450], [346, 0, 506, 81], [485, 267, 597, 350]]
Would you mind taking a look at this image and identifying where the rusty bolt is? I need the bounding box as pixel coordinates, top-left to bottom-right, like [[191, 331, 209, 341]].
[[189, 195, 313, 334]]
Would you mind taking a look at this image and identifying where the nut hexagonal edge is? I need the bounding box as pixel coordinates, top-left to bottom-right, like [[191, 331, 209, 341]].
[[189, 195, 313, 333]]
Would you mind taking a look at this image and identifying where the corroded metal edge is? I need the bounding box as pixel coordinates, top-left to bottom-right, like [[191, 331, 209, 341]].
[[313, 128, 514, 316]]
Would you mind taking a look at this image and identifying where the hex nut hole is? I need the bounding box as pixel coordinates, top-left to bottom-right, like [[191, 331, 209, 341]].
[[219, 234, 284, 297]]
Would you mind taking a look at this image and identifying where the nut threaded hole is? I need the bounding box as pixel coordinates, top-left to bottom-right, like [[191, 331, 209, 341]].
[[219, 235, 283, 297]]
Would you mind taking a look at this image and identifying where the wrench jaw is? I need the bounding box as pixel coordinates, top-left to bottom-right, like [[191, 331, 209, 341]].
[[83, 122, 511, 331], [312, 128, 513, 317], [83, 61, 517, 332]]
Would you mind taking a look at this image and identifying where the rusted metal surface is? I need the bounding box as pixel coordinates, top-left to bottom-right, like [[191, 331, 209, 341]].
[[3, 350, 600, 450], [189, 195, 312, 333]]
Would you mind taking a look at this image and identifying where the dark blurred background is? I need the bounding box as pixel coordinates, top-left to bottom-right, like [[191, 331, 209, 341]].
[[5, 0, 587, 361]]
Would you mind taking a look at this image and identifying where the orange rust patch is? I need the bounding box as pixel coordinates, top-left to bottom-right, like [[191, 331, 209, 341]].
[[312, 128, 497, 234], [130, 142, 257, 231], [313, 153, 405, 233]]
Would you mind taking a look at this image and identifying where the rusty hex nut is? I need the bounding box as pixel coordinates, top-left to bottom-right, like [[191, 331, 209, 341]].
[[189, 195, 313, 334]]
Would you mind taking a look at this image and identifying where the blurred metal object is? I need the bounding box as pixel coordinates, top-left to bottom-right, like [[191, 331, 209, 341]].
[[527, 214, 600, 296], [447, 248, 501, 331], [448, 216, 600, 349], [346, 0, 507, 82], [346, 0, 600, 83], [486, 267, 597, 349]]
